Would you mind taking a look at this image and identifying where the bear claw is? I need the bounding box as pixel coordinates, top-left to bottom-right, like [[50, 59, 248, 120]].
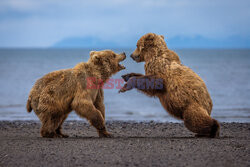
[[99, 132, 114, 138], [121, 73, 138, 82]]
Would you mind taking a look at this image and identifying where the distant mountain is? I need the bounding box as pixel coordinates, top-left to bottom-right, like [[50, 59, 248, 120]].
[[54, 36, 120, 49], [53, 36, 250, 49], [167, 36, 250, 49]]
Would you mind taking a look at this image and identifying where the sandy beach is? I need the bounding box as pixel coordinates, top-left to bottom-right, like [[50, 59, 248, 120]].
[[0, 121, 249, 167]]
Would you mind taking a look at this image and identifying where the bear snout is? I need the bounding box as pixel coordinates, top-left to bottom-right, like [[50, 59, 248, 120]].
[[130, 54, 135, 59], [121, 52, 126, 60], [130, 54, 140, 62]]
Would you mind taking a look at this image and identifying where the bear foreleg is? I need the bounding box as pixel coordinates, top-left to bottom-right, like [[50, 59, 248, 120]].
[[119, 75, 165, 97], [72, 99, 113, 138]]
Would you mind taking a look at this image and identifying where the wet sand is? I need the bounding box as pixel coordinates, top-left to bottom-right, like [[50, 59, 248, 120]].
[[0, 121, 249, 167]]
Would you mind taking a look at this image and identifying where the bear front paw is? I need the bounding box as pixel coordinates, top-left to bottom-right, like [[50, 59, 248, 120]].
[[118, 87, 127, 93], [59, 133, 69, 138], [99, 131, 114, 138], [121, 73, 132, 82], [119, 83, 133, 93], [122, 73, 140, 82]]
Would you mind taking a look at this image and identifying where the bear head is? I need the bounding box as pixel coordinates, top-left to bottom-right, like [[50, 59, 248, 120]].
[[89, 50, 126, 75], [130, 33, 167, 63]]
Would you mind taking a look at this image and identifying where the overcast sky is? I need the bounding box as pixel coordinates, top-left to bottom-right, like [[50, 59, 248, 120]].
[[0, 0, 249, 47]]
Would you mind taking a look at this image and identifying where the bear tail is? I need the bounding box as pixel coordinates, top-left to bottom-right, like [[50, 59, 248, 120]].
[[26, 98, 32, 113], [210, 119, 220, 138]]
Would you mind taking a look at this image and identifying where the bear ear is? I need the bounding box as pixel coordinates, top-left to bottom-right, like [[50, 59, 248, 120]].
[[160, 35, 164, 39], [145, 33, 155, 40], [144, 33, 155, 46], [90, 51, 96, 57], [91, 54, 102, 65]]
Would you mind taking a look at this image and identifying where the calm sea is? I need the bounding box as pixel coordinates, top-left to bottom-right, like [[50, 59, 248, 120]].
[[0, 49, 249, 122]]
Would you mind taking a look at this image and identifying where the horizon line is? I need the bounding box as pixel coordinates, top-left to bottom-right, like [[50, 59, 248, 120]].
[[0, 47, 250, 50]]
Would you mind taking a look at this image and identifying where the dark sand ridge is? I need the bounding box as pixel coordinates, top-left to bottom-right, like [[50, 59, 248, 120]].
[[0, 121, 249, 167]]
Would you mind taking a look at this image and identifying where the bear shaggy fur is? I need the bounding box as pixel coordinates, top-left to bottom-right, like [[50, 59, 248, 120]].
[[26, 50, 126, 138], [120, 33, 220, 138]]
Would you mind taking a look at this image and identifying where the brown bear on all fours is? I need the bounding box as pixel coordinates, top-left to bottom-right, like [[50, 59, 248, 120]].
[[27, 50, 126, 138], [120, 33, 220, 138]]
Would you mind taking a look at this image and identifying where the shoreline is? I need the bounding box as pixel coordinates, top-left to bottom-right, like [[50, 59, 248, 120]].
[[0, 121, 249, 167], [0, 118, 249, 123]]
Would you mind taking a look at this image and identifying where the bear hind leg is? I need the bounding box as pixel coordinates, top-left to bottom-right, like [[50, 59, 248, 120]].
[[183, 104, 220, 138], [40, 112, 63, 138], [55, 114, 69, 138]]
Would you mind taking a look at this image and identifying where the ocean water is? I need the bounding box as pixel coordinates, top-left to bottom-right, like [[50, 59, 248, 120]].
[[0, 49, 249, 122]]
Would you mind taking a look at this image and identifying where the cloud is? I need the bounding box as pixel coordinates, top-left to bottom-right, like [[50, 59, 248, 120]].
[[0, 0, 249, 47], [0, 0, 46, 12]]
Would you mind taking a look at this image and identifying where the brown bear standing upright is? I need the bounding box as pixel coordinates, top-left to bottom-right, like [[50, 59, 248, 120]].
[[120, 33, 220, 138], [27, 50, 126, 138]]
